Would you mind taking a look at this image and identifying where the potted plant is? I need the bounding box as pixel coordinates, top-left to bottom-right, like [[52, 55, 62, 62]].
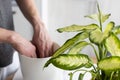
[[44, 2, 120, 80]]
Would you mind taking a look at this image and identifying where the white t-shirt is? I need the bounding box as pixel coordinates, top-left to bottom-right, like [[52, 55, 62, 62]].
[[0, 52, 20, 80]]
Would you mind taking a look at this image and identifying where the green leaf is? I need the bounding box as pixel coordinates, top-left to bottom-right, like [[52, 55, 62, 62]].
[[97, 3, 111, 23], [84, 62, 93, 68], [90, 70, 98, 80], [85, 14, 110, 23], [113, 25, 120, 35], [101, 14, 111, 23], [45, 54, 89, 70], [52, 32, 89, 58], [105, 33, 120, 56], [89, 28, 102, 44], [104, 22, 114, 35], [78, 73, 84, 80], [85, 14, 99, 21], [89, 22, 114, 44], [98, 56, 120, 71], [57, 24, 98, 33], [68, 41, 89, 54], [44, 58, 53, 68], [85, 2, 110, 23]]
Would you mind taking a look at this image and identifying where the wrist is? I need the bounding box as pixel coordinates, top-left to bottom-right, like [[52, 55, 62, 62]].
[[0, 28, 16, 44], [31, 17, 45, 29], [7, 32, 19, 46], [31, 16, 40, 25]]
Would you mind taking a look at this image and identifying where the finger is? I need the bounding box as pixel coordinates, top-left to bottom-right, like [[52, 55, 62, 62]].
[[49, 42, 60, 56], [32, 53, 37, 58], [53, 42, 60, 52], [37, 48, 45, 58], [40, 52, 45, 58], [50, 42, 60, 56], [45, 45, 50, 57]]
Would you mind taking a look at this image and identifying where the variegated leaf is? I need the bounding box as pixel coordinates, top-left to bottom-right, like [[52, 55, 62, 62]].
[[52, 32, 89, 58], [98, 56, 120, 71], [105, 33, 120, 56], [85, 14, 110, 23], [44, 54, 89, 70], [113, 25, 120, 35], [68, 41, 89, 54], [57, 24, 98, 33], [90, 22, 114, 44]]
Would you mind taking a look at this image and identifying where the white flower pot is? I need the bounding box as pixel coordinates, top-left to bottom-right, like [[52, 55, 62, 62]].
[[19, 54, 63, 80]]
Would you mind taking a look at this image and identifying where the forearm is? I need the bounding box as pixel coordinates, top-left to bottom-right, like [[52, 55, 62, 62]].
[[0, 28, 36, 57], [16, 0, 42, 27], [0, 28, 15, 44], [0, 28, 22, 47]]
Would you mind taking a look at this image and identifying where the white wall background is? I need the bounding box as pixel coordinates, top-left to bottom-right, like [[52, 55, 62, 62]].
[[98, 0, 120, 25], [45, 0, 97, 46]]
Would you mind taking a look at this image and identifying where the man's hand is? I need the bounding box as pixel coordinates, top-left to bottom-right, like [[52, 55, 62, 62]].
[[0, 28, 36, 58], [10, 32, 37, 58], [32, 22, 54, 58], [16, 0, 57, 58]]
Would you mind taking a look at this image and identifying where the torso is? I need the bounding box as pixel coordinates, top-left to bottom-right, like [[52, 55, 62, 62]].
[[0, 0, 14, 67], [0, 0, 14, 30]]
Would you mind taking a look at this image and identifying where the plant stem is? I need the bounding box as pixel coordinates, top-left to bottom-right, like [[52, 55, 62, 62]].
[[90, 44, 100, 61], [101, 43, 105, 58], [98, 43, 105, 60], [117, 71, 120, 80], [104, 48, 107, 57], [97, 2, 102, 31], [69, 72, 73, 80], [118, 71, 120, 80], [90, 62, 97, 72], [104, 74, 108, 80], [110, 72, 114, 80], [73, 69, 89, 74], [97, 69, 102, 80], [98, 44, 102, 60]]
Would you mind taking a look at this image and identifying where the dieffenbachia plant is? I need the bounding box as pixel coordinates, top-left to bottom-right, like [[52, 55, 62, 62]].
[[44, 3, 120, 80]]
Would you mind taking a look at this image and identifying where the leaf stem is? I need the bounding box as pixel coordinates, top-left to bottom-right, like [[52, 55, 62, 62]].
[[101, 43, 105, 58], [110, 72, 114, 80], [90, 43, 100, 61], [98, 44, 102, 60], [90, 62, 97, 72], [118, 71, 120, 80], [104, 48, 107, 57], [73, 69, 89, 74], [69, 72, 73, 80]]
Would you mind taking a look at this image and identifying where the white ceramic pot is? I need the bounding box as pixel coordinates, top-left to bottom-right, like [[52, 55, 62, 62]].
[[19, 54, 63, 80]]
